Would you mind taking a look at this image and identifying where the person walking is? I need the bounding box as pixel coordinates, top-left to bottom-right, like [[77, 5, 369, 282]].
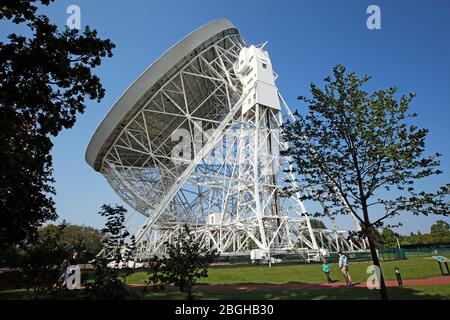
[[321, 257, 333, 284], [58, 251, 80, 288], [338, 251, 353, 286]]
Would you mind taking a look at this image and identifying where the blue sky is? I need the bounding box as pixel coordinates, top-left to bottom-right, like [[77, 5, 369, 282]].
[[4, 0, 449, 234]]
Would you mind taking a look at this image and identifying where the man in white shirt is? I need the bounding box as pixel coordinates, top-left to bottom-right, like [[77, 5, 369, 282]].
[[338, 251, 353, 286]]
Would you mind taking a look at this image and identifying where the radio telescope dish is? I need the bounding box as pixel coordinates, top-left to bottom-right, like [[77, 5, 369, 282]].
[[86, 19, 367, 261]]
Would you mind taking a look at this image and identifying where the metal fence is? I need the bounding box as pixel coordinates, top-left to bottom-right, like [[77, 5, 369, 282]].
[[213, 246, 450, 266], [402, 245, 450, 256], [378, 248, 406, 261]]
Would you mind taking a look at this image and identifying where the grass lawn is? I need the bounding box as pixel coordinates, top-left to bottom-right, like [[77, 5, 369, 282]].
[[1, 253, 449, 300], [140, 285, 450, 300], [1, 284, 448, 300], [126, 254, 446, 285]]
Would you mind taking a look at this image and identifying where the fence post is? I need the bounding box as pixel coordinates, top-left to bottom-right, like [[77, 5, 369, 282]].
[[394, 267, 403, 287]]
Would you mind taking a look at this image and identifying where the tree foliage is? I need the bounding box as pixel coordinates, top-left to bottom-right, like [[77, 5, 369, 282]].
[[395, 221, 450, 246], [86, 205, 136, 300], [380, 228, 400, 248], [20, 224, 68, 298], [430, 220, 450, 236], [309, 219, 327, 229], [40, 223, 103, 263], [2, 223, 102, 267], [0, 0, 115, 251], [282, 64, 449, 300], [147, 225, 218, 300]]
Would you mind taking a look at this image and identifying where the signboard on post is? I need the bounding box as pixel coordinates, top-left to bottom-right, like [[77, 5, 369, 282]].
[[432, 256, 450, 276], [432, 256, 448, 263]]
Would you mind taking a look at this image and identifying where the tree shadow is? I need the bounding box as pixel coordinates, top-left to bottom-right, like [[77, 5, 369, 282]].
[[141, 282, 449, 300], [190, 286, 450, 300]]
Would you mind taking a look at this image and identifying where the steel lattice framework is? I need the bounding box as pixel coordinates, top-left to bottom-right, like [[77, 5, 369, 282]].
[[86, 20, 367, 262]]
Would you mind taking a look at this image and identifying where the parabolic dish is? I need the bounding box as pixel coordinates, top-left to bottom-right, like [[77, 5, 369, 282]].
[[85, 19, 243, 220], [86, 19, 239, 172]]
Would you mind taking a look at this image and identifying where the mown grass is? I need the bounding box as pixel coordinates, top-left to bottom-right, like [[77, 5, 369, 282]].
[[1, 253, 448, 300], [1, 284, 449, 300], [126, 254, 446, 285], [139, 285, 450, 300]]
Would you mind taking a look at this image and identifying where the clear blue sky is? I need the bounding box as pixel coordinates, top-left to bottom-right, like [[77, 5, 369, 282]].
[[7, 0, 449, 234]]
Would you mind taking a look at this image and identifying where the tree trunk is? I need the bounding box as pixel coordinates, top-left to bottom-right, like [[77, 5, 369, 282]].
[[187, 286, 193, 300], [366, 228, 388, 300]]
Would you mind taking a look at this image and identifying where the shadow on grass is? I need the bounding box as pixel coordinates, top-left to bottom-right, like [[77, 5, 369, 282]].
[[1, 268, 449, 300], [142, 285, 450, 300], [1, 284, 449, 300]]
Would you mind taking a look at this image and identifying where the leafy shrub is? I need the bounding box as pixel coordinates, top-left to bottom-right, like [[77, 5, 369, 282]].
[[147, 225, 218, 300]]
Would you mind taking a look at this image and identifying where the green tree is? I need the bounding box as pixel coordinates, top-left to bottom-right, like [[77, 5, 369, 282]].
[[310, 219, 327, 229], [147, 225, 218, 300], [86, 205, 136, 300], [0, 0, 115, 253], [1, 223, 103, 267], [282, 65, 449, 300], [40, 224, 103, 263], [380, 228, 399, 248], [20, 224, 68, 298], [430, 220, 450, 244], [369, 227, 384, 247], [430, 220, 450, 236]]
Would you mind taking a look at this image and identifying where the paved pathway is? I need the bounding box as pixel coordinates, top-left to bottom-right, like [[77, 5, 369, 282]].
[[128, 276, 450, 292]]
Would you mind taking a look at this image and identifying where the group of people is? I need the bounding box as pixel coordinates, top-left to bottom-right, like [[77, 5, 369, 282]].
[[320, 250, 353, 286]]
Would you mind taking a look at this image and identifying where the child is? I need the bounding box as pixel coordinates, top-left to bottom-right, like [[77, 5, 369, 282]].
[[321, 258, 333, 284]]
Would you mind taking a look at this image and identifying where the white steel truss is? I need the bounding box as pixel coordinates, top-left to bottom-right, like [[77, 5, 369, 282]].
[[98, 33, 367, 262]]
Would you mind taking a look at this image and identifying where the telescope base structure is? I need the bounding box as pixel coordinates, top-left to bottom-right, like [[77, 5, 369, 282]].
[[132, 220, 368, 262], [86, 20, 369, 264]]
